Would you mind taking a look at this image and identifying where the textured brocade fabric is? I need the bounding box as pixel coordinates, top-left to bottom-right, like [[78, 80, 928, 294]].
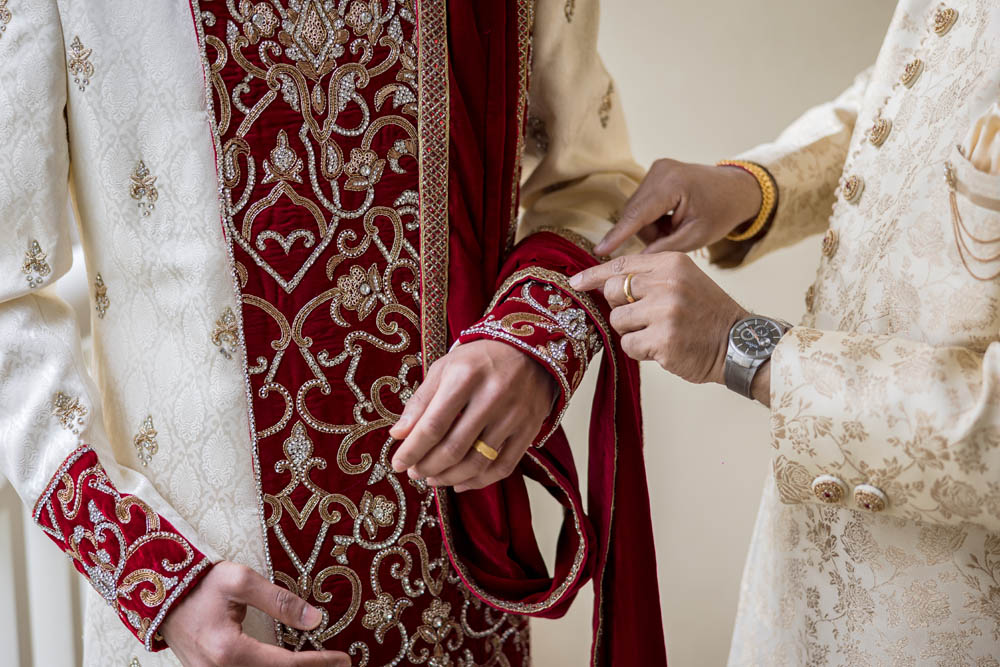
[[34, 447, 211, 651], [723, 1, 1000, 664]]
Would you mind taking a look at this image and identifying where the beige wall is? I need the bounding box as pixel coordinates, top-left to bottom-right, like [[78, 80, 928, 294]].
[[0, 2, 895, 666], [530, 2, 894, 666]]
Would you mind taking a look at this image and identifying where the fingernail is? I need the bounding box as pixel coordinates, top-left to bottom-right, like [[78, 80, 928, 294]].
[[593, 242, 608, 255], [407, 468, 421, 480], [302, 604, 322, 629], [391, 458, 406, 472], [425, 477, 437, 487], [454, 485, 467, 493], [569, 274, 582, 289]]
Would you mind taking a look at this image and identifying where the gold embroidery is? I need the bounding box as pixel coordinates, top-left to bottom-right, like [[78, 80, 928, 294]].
[[52, 392, 88, 435], [211, 307, 239, 359], [564, 0, 575, 22], [133, 416, 158, 466], [598, 82, 614, 129], [0, 0, 10, 40], [418, 0, 451, 367], [192, 2, 529, 660], [94, 273, 109, 319], [67, 37, 94, 92], [505, 0, 535, 251], [128, 658, 140, 667], [22, 239, 51, 288], [129, 161, 158, 216], [32, 446, 208, 651]]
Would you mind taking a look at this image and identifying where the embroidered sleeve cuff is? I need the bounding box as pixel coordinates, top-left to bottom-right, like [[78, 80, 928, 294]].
[[457, 274, 602, 447], [33, 445, 213, 651]]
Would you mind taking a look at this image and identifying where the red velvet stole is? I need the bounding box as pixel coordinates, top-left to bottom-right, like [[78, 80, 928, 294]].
[[436, 3, 667, 665]]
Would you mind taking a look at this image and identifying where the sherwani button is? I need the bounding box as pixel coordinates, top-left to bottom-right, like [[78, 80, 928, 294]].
[[901, 58, 923, 88], [869, 117, 892, 147], [854, 484, 888, 512], [811, 474, 848, 504], [933, 7, 958, 36], [821, 229, 839, 258], [843, 175, 864, 203]]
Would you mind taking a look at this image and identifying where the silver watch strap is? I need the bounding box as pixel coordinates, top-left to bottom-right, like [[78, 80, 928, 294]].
[[724, 354, 756, 399]]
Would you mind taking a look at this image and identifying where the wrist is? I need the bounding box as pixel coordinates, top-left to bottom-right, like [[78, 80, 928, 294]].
[[751, 360, 771, 407], [713, 306, 750, 385], [717, 164, 763, 231]]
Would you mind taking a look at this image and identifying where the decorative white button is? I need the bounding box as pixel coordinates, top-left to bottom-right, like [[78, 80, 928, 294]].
[[812, 474, 848, 504], [854, 484, 888, 512]]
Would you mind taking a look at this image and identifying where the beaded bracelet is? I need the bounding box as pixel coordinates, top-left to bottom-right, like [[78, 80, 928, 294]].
[[717, 160, 778, 242]]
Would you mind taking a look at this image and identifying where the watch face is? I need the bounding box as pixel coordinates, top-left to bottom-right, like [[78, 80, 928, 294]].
[[730, 317, 783, 360]]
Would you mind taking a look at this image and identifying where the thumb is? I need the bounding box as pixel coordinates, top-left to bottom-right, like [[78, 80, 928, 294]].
[[227, 565, 323, 631], [641, 220, 709, 254]]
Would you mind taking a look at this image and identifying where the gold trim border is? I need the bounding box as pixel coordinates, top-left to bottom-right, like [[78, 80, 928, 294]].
[[505, 0, 537, 251], [417, 0, 451, 370]]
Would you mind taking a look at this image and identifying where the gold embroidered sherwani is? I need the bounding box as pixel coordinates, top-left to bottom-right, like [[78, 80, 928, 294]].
[[0, 0, 653, 665], [718, 2, 1000, 665]]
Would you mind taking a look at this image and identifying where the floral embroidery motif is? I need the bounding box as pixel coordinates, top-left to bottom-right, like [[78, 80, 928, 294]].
[[0, 0, 10, 40], [52, 392, 88, 435], [128, 658, 141, 667], [33, 446, 210, 650], [262, 130, 304, 184], [211, 307, 239, 359], [129, 161, 158, 216], [598, 82, 614, 129], [94, 273, 109, 319], [133, 416, 158, 466], [22, 239, 51, 288], [67, 37, 94, 92]]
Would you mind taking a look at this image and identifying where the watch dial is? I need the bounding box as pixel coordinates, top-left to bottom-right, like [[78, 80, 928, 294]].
[[730, 318, 783, 360]]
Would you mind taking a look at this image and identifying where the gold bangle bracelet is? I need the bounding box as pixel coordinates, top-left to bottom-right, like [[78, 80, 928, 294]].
[[717, 160, 778, 242]]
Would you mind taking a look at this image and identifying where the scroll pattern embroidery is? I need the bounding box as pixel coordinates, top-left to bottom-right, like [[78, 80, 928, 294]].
[[33, 446, 210, 650], [193, 0, 529, 661]]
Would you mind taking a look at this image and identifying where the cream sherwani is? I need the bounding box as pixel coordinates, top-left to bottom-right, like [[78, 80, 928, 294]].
[[722, 1, 1000, 665], [0, 0, 643, 665]]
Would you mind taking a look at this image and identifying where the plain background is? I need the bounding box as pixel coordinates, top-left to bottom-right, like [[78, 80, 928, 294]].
[[0, 2, 895, 665]]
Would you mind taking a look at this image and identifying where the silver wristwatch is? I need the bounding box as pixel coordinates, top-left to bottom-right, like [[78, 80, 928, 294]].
[[724, 315, 791, 399]]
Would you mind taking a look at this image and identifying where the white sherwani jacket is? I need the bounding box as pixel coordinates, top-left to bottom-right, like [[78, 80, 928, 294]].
[[0, 0, 642, 665], [723, 1, 1000, 665]]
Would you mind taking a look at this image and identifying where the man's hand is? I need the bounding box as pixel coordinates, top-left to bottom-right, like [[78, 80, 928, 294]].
[[389, 340, 556, 493], [594, 159, 762, 256], [571, 253, 748, 386], [161, 561, 350, 667]]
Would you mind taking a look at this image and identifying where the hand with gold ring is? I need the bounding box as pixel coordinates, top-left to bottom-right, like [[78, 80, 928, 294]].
[[570, 252, 750, 386], [388, 340, 556, 492]]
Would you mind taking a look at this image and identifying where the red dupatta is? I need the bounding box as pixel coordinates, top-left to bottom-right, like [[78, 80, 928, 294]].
[[422, 2, 668, 664]]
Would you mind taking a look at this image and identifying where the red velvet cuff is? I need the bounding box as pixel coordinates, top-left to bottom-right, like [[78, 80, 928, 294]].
[[456, 276, 602, 446], [33, 446, 212, 651]]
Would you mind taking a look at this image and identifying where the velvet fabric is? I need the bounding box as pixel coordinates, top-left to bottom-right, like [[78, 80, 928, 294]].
[[441, 3, 667, 664]]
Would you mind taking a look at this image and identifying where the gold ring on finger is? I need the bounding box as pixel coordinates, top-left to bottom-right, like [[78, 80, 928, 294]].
[[623, 273, 637, 304], [473, 439, 499, 461]]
